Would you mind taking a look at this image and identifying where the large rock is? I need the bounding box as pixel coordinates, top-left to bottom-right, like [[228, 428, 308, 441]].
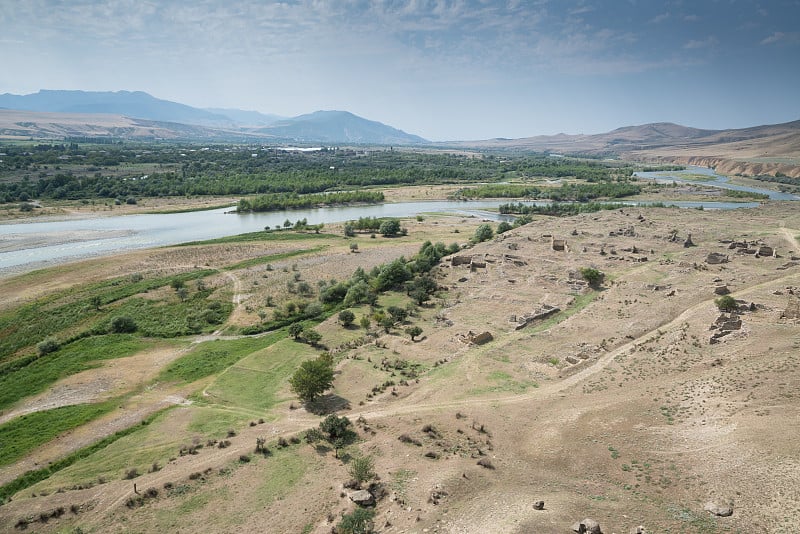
[[704, 501, 733, 517], [572, 518, 602, 533], [349, 489, 375, 507]]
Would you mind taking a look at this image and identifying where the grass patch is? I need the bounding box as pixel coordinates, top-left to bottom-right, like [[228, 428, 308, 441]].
[[253, 447, 309, 507], [98, 292, 232, 338], [0, 334, 147, 411], [0, 269, 217, 361], [222, 246, 328, 271], [0, 408, 166, 503], [27, 408, 180, 494], [158, 332, 285, 384], [177, 231, 338, 247], [468, 372, 538, 396], [0, 400, 119, 468], [186, 406, 255, 438], [204, 337, 312, 412]]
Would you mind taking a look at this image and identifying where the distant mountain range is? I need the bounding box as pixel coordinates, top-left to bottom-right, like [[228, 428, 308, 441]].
[[0, 90, 427, 145]]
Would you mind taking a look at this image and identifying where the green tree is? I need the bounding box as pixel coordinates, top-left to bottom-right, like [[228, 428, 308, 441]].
[[349, 242, 359, 253], [303, 329, 322, 347], [579, 267, 604, 288], [405, 326, 423, 341], [110, 316, 137, 333], [319, 414, 356, 457], [89, 295, 102, 310], [288, 322, 304, 339], [473, 223, 494, 243], [379, 219, 401, 237], [289, 356, 334, 403], [338, 310, 356, 327], [715, 295, 737, 312], [360, 316, 371, 330], [497, 221, 513, 234]]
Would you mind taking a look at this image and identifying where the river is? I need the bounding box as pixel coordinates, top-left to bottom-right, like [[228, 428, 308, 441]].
[[0, 178, 791, 274], [634, 165, 800, 201]]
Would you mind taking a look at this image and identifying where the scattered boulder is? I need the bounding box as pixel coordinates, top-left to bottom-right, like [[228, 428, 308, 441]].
[[349, 489, 375, 507], [684, 233, 695, 247], [533, 500, 545, 510], [704, 501, 733, 517], [630, 527, 648, 534]]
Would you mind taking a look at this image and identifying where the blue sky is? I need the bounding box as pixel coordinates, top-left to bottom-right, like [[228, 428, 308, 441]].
[[1, 0, 799, 140]]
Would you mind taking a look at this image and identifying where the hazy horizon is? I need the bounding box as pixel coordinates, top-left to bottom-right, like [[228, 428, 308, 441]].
[[2, 1, 799, 141]]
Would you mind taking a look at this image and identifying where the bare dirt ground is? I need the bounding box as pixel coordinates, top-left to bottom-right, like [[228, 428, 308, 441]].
[[2, 204, 800, 533]]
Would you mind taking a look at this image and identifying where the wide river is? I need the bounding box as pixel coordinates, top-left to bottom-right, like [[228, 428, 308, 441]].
[[0, 169, 792, 274]]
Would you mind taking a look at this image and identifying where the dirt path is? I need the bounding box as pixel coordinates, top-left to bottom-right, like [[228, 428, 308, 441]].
[[779, 226, 800, 252]]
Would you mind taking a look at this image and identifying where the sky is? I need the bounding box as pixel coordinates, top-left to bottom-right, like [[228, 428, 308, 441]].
[[1, 0, 799, 141]]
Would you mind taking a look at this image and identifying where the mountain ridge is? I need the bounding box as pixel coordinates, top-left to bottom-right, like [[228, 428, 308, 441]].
[[0, 90, 427, 145]]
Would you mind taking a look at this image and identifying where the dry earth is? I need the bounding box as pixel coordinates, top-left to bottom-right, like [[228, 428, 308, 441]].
[[1, 204, 800, 533]]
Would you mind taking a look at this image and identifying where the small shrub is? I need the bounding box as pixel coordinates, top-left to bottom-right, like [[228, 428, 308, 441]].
[[36, 337, 60, 356], [398, 434, 422, 446], [337, 508, 376, 534], [239, 454, 251, 463], [188, 472, 202, 480], [348, 455, 376, 484], [227, 429, 237, 437], [124, 468, 139, 480], [144, 487, 158, 498], [477, 458, 495, 469]]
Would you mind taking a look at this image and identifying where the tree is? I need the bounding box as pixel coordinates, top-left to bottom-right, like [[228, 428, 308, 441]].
[[110, 316, 137, 333], [288, 322, 304, 339], [289, 356, 334, 403], [360, 316, 371, 330], [303, 329, 322, 347], [349, 242, 359, 253], [338, 310, 356, 327], [579, 267, 604, 288], [715, 295, 738, 312], [89, 295, 102, 310], [497, 221, 513, 234], [473, 223, 494, 243], [37, 337, 60, 356], [319, 414, 356, 457], [176, 287, 189, 302], [379, 219, 401, 237], [405, 326, 423, 341], [344, 223, 356, 237]]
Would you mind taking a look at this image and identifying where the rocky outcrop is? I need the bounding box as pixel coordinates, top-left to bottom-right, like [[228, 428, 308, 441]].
[[704, 501, 734, 517]]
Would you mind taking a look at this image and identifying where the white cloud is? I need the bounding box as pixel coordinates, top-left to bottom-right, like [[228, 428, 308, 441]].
[[683, 36, 718, 49], [760, 31, 800, 45]]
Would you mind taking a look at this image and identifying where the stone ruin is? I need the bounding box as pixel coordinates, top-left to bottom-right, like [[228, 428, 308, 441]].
[[709, 312, 742, 344], [510, 304, 560, 330], [781, 293, 800, 320], [722, 239, 777, 258], [705, 252, 729, 265], [465, 331, 493, 345], [551, 236, 567, 251]]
